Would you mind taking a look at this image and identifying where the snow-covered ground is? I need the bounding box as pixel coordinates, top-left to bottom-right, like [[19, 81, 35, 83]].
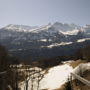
[[19, 63, 73, 90], [73, 63, 90, 75], [19, 62, 90, 90], [39, 64, 73, 90]]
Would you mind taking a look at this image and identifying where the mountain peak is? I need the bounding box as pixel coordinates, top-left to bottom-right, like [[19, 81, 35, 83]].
[[2, 24, 38, 32]]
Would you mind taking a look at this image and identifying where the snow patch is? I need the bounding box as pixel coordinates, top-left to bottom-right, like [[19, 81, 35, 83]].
[[60, 29, 79, 35], [38, 39, 47, 42], [43, 42, 73, 48], [77, 38, 90, 42], [73, 63, 90, 75]]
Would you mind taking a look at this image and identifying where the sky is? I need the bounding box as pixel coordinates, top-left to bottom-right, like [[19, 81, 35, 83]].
[[0, 0, 90, 27]]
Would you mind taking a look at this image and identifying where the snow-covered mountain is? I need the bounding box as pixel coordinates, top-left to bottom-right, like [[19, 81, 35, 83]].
[[2, 24, 38, 32], [0, 23, 85, 41], [0, 22, 90, 60]]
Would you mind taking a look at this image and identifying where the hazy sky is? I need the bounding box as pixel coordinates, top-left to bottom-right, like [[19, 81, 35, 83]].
[[0, 0, 90, 27]]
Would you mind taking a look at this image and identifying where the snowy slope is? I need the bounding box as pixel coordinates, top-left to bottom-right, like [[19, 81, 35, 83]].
[[42, 42, 73, 48], [60, 29, 80, 35], [0, 22, 89, 40], [39, 64, 73, 90], [1, 22, 90, 35], [20, 63, 73, 90], [73, 63, 90, 75], [77, 38, 90, 43], [2, 24, 51, 33], [3, 24, 38, 32], [19, 61, 90, 90], [0, 23, 86, 41], [0, 22, 90, 59]]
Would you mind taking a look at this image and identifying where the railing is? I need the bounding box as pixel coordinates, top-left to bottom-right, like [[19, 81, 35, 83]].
[[71, 72, 90, 87], [0, 71, 6, 75]]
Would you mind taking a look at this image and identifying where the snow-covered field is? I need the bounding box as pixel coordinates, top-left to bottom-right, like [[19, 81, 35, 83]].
[[19, 63, 73, 90], [19, 62, 90, 90], [39, 64, 73, 90]]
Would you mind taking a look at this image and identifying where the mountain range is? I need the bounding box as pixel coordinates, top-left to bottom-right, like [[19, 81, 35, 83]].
[[0, 22, 90, 60]]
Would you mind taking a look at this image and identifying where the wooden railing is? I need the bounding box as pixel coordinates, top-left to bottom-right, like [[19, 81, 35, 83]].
[[71, 72, 90, 87], [0, 71, 6, 75]]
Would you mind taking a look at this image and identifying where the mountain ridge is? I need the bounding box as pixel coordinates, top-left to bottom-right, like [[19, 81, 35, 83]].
[[0, 22, 90, 60]]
